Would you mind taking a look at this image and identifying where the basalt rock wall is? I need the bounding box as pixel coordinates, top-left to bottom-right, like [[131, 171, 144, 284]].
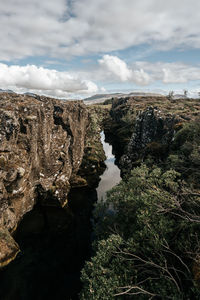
[[106, 97, 179, 174], [120, 106, 176, 173], [0, 93, 89, 266]]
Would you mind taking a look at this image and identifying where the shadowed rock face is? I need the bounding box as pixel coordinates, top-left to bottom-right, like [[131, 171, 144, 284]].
[[127, 107, 175, 151], [120, 107, 176, 173], [0, 93, 89, 266]]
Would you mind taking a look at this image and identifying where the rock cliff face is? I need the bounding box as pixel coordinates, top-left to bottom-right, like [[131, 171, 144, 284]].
[[0, 93, 89, 266], [105, 96, 200, 165], [120, 107, 176, 173]]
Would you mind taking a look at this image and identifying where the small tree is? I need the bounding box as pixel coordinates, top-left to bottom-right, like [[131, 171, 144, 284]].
[[184, 89, 188, 98], [167, 90, 174, 100]]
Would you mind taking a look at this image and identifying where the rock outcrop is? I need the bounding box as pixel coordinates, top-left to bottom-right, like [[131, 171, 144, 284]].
[[105, 96, 200, 165], [0, 93, 89, 266], [120, 107, 176, 173], [77, 105, 108, 188]]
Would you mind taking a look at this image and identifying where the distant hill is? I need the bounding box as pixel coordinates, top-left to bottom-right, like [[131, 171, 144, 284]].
[[84, 91, 164, 104], [0, 89, 15, 94]]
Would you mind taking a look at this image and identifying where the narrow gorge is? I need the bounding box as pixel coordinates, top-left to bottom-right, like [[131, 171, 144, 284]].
[[0, 93, 119, 299], [0, 93, 200, 299]]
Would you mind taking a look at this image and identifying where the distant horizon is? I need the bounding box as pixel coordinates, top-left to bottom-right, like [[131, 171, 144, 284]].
[[1, 87, 199, 101]]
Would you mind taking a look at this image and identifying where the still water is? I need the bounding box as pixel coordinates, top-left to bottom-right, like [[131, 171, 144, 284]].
[[96, 131, 121, 200]]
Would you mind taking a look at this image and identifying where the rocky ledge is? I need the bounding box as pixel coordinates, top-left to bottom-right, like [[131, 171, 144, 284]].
[[0, 93, 89, 267]]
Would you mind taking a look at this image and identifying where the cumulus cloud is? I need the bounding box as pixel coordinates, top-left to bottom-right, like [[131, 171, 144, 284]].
[[0, 63, 98, 97], [133, 61, 200, 84], [83, 55, 200, 87], [99, 55, 132, 82], [98, 55, 150, 85], [0, 0, 200, 61], [74, 55, 200, 87]]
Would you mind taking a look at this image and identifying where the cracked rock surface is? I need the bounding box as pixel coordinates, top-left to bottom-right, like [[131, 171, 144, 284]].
[[120, 106, 176, 173], [0, 93, 88, 266]]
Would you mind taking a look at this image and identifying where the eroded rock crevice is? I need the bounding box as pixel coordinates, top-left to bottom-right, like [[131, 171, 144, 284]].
[[0, 92, 112, 300], [0, 93, 89, 267]]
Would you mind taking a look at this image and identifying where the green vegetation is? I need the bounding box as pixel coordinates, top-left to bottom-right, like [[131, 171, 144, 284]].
[[104, 96, 200, 166], [80, 98, 200, 299], [167, 90, 174, 100], [81, 165, 200, 299], [167, 121, 200, 188]]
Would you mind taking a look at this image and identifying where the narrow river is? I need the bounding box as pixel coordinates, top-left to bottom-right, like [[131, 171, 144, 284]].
[[96, 131, 121, 200]]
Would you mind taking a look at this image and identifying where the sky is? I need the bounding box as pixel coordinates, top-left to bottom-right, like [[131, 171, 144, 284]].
[[0, 0, 200, 98]]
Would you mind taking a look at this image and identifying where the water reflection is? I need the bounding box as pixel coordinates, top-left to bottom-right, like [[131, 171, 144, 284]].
[[96, 132, 121, 201]]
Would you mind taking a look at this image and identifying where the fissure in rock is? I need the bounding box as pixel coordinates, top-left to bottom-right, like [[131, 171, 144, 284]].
[[0, 129, 120, 300]]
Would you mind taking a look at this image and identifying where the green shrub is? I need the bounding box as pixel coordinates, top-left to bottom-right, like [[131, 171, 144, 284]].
[[81, 165, 200, 299], [172, 122, 200, 150], [168, 121, 200, 188]]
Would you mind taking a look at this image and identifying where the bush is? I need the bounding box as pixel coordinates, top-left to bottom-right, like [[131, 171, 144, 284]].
[[81, 165, 200, 299], [168, 121, 200, 188]]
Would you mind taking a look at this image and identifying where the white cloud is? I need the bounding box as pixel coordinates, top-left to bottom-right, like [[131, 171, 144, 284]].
[[133, 61, 200, 83], [99, 55, 132, 82], [98, 55, 150, 85], [0, 0, 200, 61], [0, 63, 98, 97], [1, 58, 199, 98], [132, 69, 151, 85], [75, 55, 200, 87]]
